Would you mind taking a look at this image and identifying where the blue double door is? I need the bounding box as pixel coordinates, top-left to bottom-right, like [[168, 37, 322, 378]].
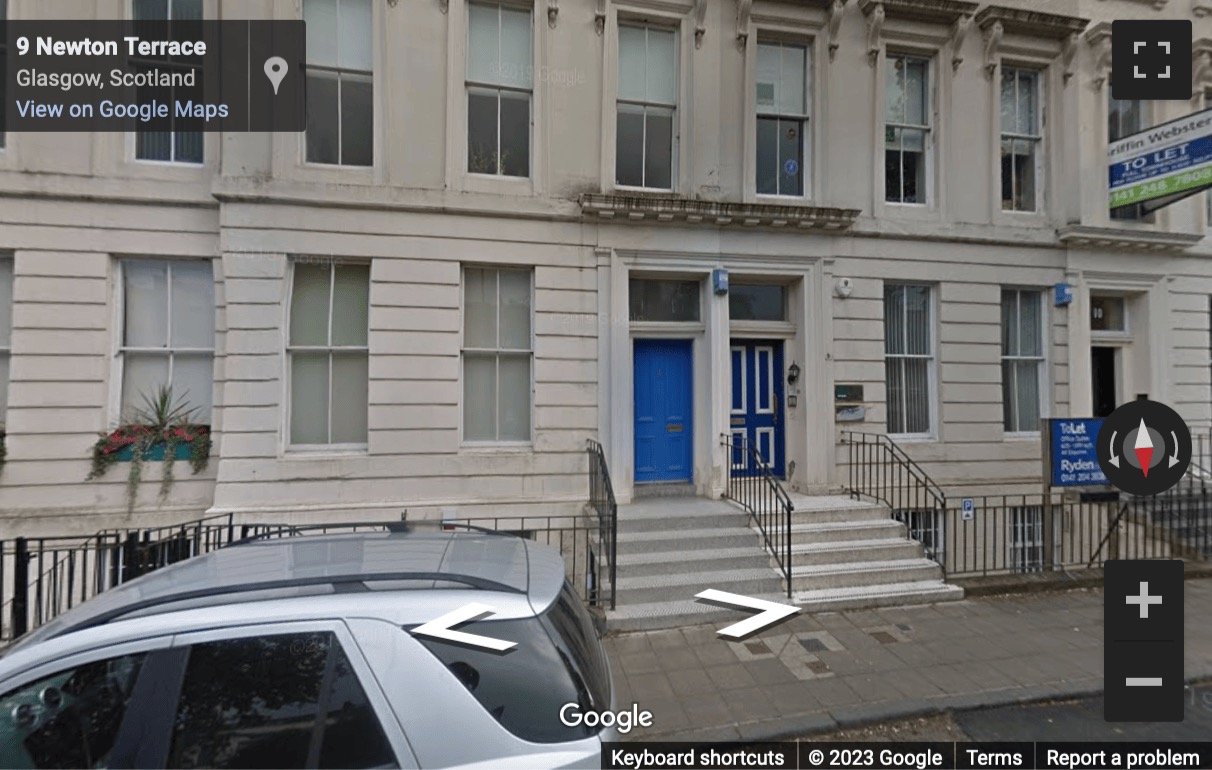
[[729, 340, 786, 477], [633, 338, 786, 484]]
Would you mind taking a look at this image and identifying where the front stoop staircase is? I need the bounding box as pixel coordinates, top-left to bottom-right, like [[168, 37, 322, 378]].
[[605, 494, 962, 632]]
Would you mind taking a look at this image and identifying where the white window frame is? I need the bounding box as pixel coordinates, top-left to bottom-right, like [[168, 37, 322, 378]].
[[129, 0, 204, 166], [460, 266, 535, 447], [113, 258, 216, 427], [1001, 289, 1047, 437], [754, 38, 811, 200], [465, 1, 534, 179], [884, 52, 933, 206], [302, 0, 374, 168], [284, 259, 371, 451], [883, 282, 936, 439], [614, 21, 679, 192], [999, 66, 1044, 213]]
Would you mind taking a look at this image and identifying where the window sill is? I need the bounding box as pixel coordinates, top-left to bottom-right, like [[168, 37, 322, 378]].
[[887, 433, 937, 443], [1004, 431, 1041, 441], [755, 194, 812, 205], [459, 443, 534, 454], [283, 445, 370, 458], [612, 184, 676, 196], [461, 173, 534, 196]]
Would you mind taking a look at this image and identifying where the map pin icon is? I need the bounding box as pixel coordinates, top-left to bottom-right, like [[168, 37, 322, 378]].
[[264, 56, 288, 95]]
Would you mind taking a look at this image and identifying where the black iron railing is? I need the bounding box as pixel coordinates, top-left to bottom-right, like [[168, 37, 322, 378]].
[[720, 434, 793, 598], [1090, 477, 1212, 567], [586, 439, 618, 611]]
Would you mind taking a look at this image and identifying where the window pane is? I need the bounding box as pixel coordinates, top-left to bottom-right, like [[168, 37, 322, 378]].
[[629, 279, 699, 322], [1018, 291, 1042, 357], [170, 261, 214, 349], [1017, 71, 1037, 135], [617, 26, 647, 101], [1000, 68, 1016, 133], [173, 352, 213, 423], [729, 284, 785, 321], [290, 263, 331, 346], [644, 107, 674, 189], [173, 0, 203, 22], [902, 357, 930, 433], [1014, 359, 1041, 431], [0, 260, 13, 348], [1015, 139, 1036, 210], [615, 104, 644, 186], [339, 0, 373, 71], [136, 131, 172, 161], [134, 0, 168, 20], [756, 43, 779, 112], [885, 146, 903, 202], [498, 270, 531, 350], [499, 6, 532, 88], [464, 268, 497, 348], [467, 3, 500, 83], [0, 653, 147, 770], [1002, 359, 1017, 431], [498, 354, 530, 441], [306, 71, 340, 164], [886, 57, 905, 125], [175, 131, 203, 164], [0, 355, 8, 426], [122, 353, 171, 420], [779, 45, 806, 115], [331, 264, 370, 346], [463, 353, 497, 440], [291, 352, 330, 444], [905, 58, 926, 125], [1000, 137, 1015, 209], [1090, 295, 1125, 331], [778, 118, 803, 196], [341, 74, 374, 167], [331, 351, 369, 443], [904, 285, 930, 355], [499, 91, 530, 177], [304, 0, 339, 67], [756, 117, 778, 195], [468, 88, 499, 174], [883, 284, 904, 354], [885, 358, 905, 433], [646, 28, 676, 104], [124, 261, 169, 348], [1001, 291, 1019, 355]]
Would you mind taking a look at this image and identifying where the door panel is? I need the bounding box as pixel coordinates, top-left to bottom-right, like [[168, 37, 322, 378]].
[[634, 340, 694, 483], [730, 340, 785, 477]]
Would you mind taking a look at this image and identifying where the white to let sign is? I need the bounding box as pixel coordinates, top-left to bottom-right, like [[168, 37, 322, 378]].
[[961, 498, 975, 521], [1107, 107, 1212, 210]]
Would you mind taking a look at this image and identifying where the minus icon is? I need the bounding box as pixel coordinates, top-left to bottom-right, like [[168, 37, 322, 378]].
[[1126, 677, 1163, 686]]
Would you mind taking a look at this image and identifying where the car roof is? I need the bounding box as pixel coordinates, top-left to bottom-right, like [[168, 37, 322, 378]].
[[7, 530, 567, 652]]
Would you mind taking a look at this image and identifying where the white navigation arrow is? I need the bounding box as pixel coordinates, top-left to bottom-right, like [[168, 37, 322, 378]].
[[410, 603, 516, 651], [1169, 431, 1181, 468], [695, 589, 800, 639], [1109, 430, 1120, 468]]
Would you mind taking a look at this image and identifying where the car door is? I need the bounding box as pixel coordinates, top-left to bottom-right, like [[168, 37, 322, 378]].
[[0, 635, 177, 769], [162, 620, 419, 769]]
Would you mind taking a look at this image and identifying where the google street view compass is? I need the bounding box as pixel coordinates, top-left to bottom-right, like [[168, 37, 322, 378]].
[[1096, 399, 1191, 496]]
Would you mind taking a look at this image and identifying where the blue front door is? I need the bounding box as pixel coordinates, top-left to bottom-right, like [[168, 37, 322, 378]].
[[729, 340, 785, 477], [634, 340, 694, 483]]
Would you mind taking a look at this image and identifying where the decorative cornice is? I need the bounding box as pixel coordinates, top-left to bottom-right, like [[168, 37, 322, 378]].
[[1095, 0, 1167, 9], [1086, 21, 1113, 90], [862, 2, 885, 67], [1196, 1, 1212, 17], [1061, 32, 1079, 84], [1057, 225, 1202, 252], [595, 0, 607, 35], [857, 0, 977, 26], [737, 0, 753, 49], [548, 0, 558, 28], [950, 13, 973, 71], [974, 5, 1089, 41], [579, 194, 861, 231], [828, 0, 847, 61], [438, 0, 448, 13], [1195, 39, 1212, 94], [694, 0, 708, 49], [981, 20, 1002, 80]]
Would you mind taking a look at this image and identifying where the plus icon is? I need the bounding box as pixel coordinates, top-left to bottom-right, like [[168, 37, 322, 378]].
[[1112, 20, 1192, 101], [1126, 581, 1163, 619]]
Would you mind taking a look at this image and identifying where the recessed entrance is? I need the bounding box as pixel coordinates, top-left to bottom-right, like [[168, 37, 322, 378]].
[[633, 339, 694, 484], [729, 339, 786, 477], [1091, 346, 1118, 418]]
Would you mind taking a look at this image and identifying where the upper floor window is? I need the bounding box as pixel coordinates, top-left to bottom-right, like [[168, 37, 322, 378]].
[[467, 3, 532, 178], [0, 0, 7, 149], [1108, 98, 1151, 222], [133, 0, 203, 164], [1000, 67, 1042, 212], [616, 24, 676, 190], [119, 259, 215, 424], [1001, 289, 1044, 433], [305, 0, 373, 166], [755, 40, 809, 197], [885, 54, 930, 204], [883, 283, 934, 436], [463, 267, 533, 443], [288, 261, 370, 446]]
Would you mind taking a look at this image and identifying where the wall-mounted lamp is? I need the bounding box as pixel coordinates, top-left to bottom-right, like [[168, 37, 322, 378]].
[[787, 362, 801, 385]]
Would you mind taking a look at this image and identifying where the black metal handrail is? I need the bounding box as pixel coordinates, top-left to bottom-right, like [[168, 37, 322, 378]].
[[1090, 475, 1212, 567], [586, 439, 618, 611], [719, 434, 793, 599]]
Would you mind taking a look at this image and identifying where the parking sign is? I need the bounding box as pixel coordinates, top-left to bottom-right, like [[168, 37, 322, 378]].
[[961, 498, 975, 521]]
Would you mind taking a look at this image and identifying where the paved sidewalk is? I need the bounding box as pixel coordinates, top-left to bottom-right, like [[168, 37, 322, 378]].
[[603, 580, 1212, 742]]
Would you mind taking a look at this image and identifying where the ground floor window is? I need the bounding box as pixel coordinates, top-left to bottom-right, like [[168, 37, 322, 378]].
[[894, 509, 944, 562], [463, 266, 533, 443], [1008, 505, 1063, 572]]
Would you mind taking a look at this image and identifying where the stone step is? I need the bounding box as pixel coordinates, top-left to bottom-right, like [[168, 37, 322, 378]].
[[605, 593, 793, 633], [789, 558, 943, 592], [616, 526, 763, 553], [614, 567, 785, 605], [616, 511, 750, 534], [612, 546, 773, 577], [788, 519, 907, 545], [793, 580, 965, 613], [790, 505, 893, 525], [786, 538, 924, 566]]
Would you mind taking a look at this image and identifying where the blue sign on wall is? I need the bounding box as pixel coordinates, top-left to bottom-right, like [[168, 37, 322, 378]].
[[1050, 418, 1107, 487]]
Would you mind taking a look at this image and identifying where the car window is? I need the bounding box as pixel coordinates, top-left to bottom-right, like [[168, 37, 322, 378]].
[[413, 581, 612, 744], [0, 652, 147, 769], [167, 631, 397, 769]]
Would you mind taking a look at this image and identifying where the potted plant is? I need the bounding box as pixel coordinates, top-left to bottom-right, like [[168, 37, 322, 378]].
[[87, 385, 212, 512]]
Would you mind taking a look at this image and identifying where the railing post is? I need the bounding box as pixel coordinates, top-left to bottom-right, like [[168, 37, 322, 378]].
[[12, 538, 29, 638]]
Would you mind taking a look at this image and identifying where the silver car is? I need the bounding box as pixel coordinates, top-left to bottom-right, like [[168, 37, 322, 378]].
[[0, 528, 616, 769]]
